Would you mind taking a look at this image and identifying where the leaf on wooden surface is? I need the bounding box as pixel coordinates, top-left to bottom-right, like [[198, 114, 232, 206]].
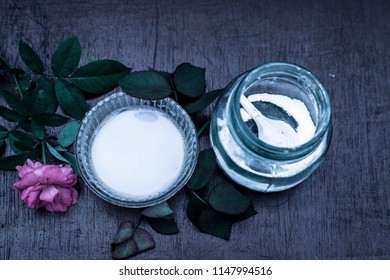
[[3, 90, 29, 115], [45, 142, 70, 164], [23, 77, 56, 114], [70, 59, 130, 94], [19, 40, 44, 74], [198, 208, 232, 240], [132, 228, 155, 252], [208, 183, 251, 215], [184, 88, 223, 113], [141, 201, 174, 218], [187, 148, 216, 191], [112, 221, 134, 245], [147, 214, 179, 235], [112, 238, 138, 260], [119, 71, 171, 99], [32, 113, 69, 127], [58, 120, 79, 148], [173, 63, 205, 98], [55, 79, 89, 120], [51, 36, 81, 77]]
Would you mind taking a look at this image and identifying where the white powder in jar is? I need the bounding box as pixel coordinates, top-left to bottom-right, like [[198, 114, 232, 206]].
[[240, 93, 316, 147]]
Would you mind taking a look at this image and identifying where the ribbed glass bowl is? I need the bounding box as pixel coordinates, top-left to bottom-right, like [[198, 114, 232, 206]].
[[75, 91, 198, 208]]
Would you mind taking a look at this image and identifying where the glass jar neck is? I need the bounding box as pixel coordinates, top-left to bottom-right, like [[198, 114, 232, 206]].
[[226, 62, 332, 161]]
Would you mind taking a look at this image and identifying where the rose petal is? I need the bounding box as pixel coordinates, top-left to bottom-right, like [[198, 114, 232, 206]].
[[39, 186, 59, 203]]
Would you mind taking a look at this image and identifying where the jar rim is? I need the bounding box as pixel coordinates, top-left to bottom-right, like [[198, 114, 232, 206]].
[[229, 62, 332, 159]]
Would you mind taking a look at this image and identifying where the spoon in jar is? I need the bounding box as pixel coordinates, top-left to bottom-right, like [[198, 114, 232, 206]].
[[239, 94, 299, 146]]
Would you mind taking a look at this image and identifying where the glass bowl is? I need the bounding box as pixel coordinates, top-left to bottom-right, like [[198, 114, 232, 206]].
[[75, 91, 198, 208]]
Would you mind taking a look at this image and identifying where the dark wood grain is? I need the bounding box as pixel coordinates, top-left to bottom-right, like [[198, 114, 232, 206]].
[[1, 0, 390, 260]]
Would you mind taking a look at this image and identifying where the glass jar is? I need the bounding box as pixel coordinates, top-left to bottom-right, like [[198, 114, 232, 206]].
[[210, 62, 332, 192]]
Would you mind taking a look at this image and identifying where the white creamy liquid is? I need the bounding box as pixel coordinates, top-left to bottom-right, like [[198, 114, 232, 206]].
[[241, 93, 316, 147], [91, 108, 185, 197]]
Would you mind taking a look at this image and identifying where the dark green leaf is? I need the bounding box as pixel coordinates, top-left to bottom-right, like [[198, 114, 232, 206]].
[[0, 106, 28, 121], [187, 148, 216, 191], [9, 130, 36, 154], [185, 89, 223, 113], [186, 192, 208, 227], [112, 221, 134, 245], [55, 79, 89, 120], [149, 68, 172, 83], [70, 59, 130, 94], [209, 183, 251, 215], [18, 120, 32, 133], [147, 215, 179, 235], [119, 71, 171, 99], [3, 90, 29, 115], [45, 142, 70, 164], [141, 201, 173, 218], [0, 125, 8, 139], [198, 209, 232, 240], [23, 77, 56, 114], [58, 120, 79, 147], [31, 120, 44, 140], [112, 239, 138, 259], [5, 68, 25, 75], [0, 153, 30, 171], [63, 152, 80, 176], [51, 36, 81, 77], [33, 113, 69, 127], [232, 204, 258, 223], [0, 139, 4, 149], [19, 40, 44, 74], [54, 145, 68, 152], [173, 63, 205, 97], [132, 228, 155, 252], [21, 74, 32, 93]]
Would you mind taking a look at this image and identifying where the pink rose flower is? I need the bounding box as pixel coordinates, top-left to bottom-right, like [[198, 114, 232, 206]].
[[13, 159, 78, 212]]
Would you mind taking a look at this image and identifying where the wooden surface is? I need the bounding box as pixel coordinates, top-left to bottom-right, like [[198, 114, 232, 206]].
[[1, 0, 390, 260]]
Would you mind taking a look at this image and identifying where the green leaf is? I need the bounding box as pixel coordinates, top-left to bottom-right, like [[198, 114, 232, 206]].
[[0, 106, 28, 121], [112, 239, 138, 259], [3, 90, 29, 115], [185, 89, 223, 113], [132, 228, 155, 252], [9, 130, 37, 154], [173, 63, 205, 97], [23, 77, 56, 114], [186, 192, 208, 227], [119, 71, 171, 99], [198, 209, 232, 240], [19, 40, 44, 74], [45, 142, 70, 164], [209, 183, 251, 215], [0, 125, 9, 139], [147, 215, 179, 235], [55, 79, 89, 120], [31, 120, 44, 140], [0, 153, 30, 171], [63, 152, 80, 176], [58, 120, 79, 148], [187, 148, 216, 191], [20, 74, 32, 93], [33, 113, 69, 127], [0, 139, 4, 149], [112, 221, 134, 245], [149, 68, 172, 83], [51, 36, 81, 77], [141, 201, 173, 218], [70, 60, 130, 94], [5, 68, 25, 75], [232, 204, 258, 223]]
